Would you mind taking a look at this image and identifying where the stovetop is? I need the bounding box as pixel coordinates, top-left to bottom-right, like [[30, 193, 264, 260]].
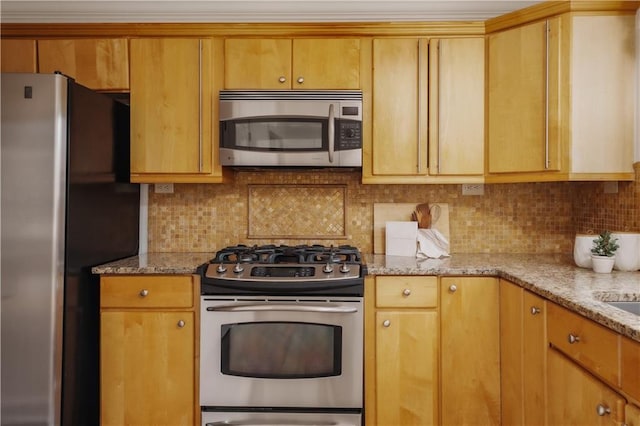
[[199, 244, 366, 296], [211, 244, 363, 265]]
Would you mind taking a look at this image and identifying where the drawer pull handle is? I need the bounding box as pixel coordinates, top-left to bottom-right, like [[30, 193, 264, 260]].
[[530, 306, 541, 315], [402, 288, 411, 297], [449, 284, 457, 292], [278, 76, 286, 83], [139, 289, 149, 297], [296, 76, 304, 84], [596, 404, 611, 416], [568, 334, 580, 344], [382, 320, 390, 327], [177, 320, 185, 328]]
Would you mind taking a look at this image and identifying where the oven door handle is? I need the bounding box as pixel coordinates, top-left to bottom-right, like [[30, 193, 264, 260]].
[[206, 303, 358, 314]]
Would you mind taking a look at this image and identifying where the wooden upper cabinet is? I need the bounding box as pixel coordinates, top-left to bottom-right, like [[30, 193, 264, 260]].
[[130, 38, 225, 182], [1, 39, 37, 72], [370, 38, 426, 178], [38, 39, 129, 91], [428, 37, 484, 177], [488, 20, 554, 175], [365, 37, 484, 184], [488, 12, 636, 182], [224, 38, 361, 89]]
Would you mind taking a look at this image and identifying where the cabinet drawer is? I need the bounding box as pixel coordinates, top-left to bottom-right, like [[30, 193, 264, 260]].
[[547, 303, 620, 385], [101, 275, 194, 309], [376, 276, 437, 308], [622, 337, 640, 401]]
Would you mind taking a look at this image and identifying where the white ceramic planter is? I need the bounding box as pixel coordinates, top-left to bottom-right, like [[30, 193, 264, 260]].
[[591, 255, 616, 273]]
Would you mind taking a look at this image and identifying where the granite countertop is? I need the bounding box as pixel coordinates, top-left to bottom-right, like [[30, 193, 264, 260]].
[[93, 252, 640, 342]]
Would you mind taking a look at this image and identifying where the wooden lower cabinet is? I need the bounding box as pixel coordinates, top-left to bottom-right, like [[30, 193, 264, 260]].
[[440, 276, 501, 426], [626, 404, 640, 426], [500, 279, 547, 426], [365, 276, 438, 425], [100, 275, 199, 426], [547, 348, 625, 426]]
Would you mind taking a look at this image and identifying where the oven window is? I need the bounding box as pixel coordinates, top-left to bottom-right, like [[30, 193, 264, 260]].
[[229, 118, 326, 151], [220, 321, 342, 379]]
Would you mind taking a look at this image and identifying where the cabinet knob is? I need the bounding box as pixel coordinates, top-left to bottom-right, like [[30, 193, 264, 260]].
[[568, 334, 580, 344], [296, 76, 304, 84], [278, 76, 286, 83], [530, 306, 541, 315], [402, 288, 411, 297], [177, 320, 185, 328], [139, 289, 149, 297], [382, 319, 390, 327], [449, 284, 457, 292], [596, 404, 611, 416]]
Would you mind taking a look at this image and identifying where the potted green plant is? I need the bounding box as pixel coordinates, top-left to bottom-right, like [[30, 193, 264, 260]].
[[590, 230, 619, 273]]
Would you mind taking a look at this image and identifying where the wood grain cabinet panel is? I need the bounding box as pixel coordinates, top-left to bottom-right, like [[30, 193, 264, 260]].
[[1, 39, 37, 72], [547, 348, 625, 426], [38, 39, 129, 91], [100, 274, 199, 426], [129, 38, 225, 182], [365, 276, 438, 426], [487, 12, 636, 182], [224, 38, 361, 89], [440, 276, 500, 426], [365, 37, 484, 183], [499, 280, 547, 426]]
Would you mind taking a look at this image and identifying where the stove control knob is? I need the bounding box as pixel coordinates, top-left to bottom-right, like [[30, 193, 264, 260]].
[[216, 263, 227, 273], [340, 263, 350, 273], [323, 263, 334, 273], [233, 263, 244, 273]]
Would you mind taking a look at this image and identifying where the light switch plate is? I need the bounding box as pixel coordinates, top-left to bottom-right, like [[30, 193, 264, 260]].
[[154, 183, 174, 194], [462, 183, 484, 196]]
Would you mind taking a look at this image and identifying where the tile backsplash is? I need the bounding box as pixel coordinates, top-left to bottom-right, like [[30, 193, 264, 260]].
[[147, 163, 639, 254]]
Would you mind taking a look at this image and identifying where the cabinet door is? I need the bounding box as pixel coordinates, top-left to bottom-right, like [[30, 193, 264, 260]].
[[371, 38, 427, 176], [38, 39, 129, 91], [376, 310, 438, 425], [130, 38, 212, 174], [488, 18, 560, 174], [522, 290, 547, 426], [500, 280, 547, 426], [441, 277, 501, 426], [547, 348, 625, 426], [224, 38, 291, 89], [101, 311, 195, 426], [626, 404, 640, 426], [428, 37, 484, 176], [1, 39, 37, 72], [292, 39, 361, 89]]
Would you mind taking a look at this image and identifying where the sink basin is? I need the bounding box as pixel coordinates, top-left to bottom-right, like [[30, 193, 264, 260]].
[[605, 301, 640, 316]]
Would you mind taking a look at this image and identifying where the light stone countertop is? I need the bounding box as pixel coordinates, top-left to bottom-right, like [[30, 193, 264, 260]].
[[93, 252, 640, 342]]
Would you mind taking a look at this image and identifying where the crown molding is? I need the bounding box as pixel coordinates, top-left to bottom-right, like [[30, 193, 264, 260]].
[[0, 1, 542, 23]]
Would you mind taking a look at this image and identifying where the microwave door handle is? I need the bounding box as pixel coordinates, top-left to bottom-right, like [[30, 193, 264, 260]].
[[206, 422, 339, 426], [206, 303, 357, 314], [328, 103, 335, 163]]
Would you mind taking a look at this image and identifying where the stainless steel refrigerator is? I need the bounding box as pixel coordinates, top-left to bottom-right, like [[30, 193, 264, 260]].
[[1, 73, 140, 426]]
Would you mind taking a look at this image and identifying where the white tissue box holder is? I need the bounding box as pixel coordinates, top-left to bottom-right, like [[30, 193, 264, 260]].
[[385, 221, 418, 256]]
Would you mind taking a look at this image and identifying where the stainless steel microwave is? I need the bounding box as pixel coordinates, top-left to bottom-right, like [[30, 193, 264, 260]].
[[219, 90, 363, 168]]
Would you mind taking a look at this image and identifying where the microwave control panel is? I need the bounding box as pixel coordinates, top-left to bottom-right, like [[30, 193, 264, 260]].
[[336, 120, 362, 150]]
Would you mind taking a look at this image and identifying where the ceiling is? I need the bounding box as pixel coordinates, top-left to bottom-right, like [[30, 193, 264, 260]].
[[0, 0, 543, 23]]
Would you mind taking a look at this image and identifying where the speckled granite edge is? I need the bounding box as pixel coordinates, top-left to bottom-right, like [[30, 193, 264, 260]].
[[93, 252, 640, 342]]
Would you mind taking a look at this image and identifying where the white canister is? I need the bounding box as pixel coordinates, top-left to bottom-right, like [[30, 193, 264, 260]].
[[573, 234, 596, 268], [611, 232, 640, 271]]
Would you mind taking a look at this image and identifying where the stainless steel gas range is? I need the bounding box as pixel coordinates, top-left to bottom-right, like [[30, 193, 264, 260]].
[[198, 244, 366, 426]]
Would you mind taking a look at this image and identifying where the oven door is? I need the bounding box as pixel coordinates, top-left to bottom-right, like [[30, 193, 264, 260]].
[[202, 409, 362, 426], [200, 296, 363, 409]]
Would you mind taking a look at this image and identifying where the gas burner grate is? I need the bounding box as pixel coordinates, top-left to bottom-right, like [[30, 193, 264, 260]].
[[211, 244, 362, 265]]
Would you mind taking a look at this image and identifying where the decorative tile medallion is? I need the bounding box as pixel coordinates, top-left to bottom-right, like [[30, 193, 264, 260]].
[[248, 184, 347, 239]]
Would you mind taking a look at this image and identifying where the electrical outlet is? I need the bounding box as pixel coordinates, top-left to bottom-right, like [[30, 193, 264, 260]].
[[603, 181, 618, 194], [154, 183, 174, 194], [462, 183, 484, 196]]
